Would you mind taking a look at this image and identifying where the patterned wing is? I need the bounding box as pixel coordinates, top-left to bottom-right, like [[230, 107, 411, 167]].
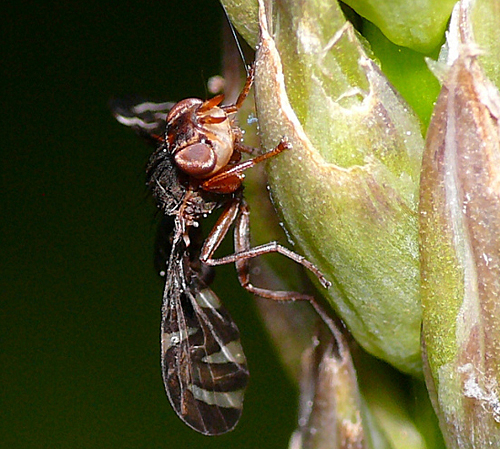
[[161, 244, 249, 435], [110, 97, 174, 144]]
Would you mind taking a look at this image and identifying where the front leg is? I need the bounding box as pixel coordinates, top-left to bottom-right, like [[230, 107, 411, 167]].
[[201, 138, 291, 194]]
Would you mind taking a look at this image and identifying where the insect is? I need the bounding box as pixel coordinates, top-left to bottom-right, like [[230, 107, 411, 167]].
[[111, 67, 330, 435]]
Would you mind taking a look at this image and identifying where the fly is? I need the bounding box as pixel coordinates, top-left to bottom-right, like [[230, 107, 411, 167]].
[[111, 67, 330, 435]]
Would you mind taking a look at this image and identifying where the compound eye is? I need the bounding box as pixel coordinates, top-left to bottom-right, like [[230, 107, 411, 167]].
[[174, 143, 217, 177]]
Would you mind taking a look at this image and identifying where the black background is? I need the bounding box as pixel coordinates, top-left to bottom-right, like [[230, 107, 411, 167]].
[[2, 1, 297, 447]]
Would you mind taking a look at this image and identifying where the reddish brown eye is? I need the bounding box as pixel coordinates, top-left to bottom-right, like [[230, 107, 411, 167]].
[[174, 143, 217, 177]]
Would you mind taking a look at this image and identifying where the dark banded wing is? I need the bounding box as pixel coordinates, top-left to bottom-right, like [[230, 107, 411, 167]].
[[110, 97, 175, 145], [161, 244, 249, 435]]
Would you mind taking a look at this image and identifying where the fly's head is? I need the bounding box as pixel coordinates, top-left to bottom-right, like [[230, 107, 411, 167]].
[[166, 96, 235, 180]]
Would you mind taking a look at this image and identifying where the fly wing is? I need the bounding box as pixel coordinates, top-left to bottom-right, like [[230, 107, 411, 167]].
[[110, 97, 175, 145], [161, 248, 249, 435]]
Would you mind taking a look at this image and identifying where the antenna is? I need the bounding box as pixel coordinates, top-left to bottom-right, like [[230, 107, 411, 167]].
[[221, 4, 250, 76]]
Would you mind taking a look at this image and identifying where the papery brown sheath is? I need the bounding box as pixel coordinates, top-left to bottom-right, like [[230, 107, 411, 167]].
[[111, 68, 330, 435]]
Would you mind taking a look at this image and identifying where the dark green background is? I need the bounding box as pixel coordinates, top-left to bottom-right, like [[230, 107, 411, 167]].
[[3, 1, 297, 447]]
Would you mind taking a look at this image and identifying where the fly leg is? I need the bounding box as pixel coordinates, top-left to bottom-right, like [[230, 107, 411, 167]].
[[221, 65, 255, 114], [201, 138, 290, 193], [200, 199, 331, 301]]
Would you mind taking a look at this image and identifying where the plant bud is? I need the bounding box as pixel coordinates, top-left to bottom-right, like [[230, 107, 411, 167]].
[[420, 1, 500, 446], [341, 0, 457, 53], [289, 326, 373, 449], [254, 0, 424, 375]]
